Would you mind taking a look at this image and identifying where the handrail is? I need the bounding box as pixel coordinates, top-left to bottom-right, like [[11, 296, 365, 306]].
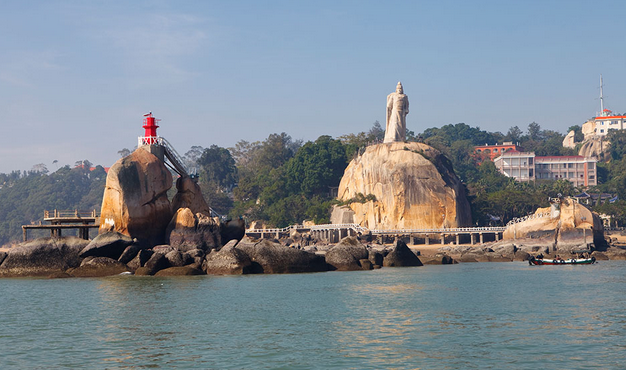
[[44, 209, 100, 218], [506, 211, 551, 227], [246, 223, 505, 234]]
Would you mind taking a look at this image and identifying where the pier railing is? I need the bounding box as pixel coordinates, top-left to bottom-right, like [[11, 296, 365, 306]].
[[44, 210, 100, 219], [247, 223, 505, 235], [505, 212, 551, 227]]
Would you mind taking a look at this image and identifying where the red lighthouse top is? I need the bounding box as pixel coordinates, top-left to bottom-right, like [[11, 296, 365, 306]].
[[143, 112, 160, 138]]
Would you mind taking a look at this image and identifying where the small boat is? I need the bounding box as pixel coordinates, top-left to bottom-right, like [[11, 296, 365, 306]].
[[529, 256, 596, 265]]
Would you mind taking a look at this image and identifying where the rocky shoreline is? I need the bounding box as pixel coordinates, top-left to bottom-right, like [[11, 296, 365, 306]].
[[2, 231, 625, 279]]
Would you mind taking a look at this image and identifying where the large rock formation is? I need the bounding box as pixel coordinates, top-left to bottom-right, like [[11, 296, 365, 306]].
[[578, 136, 609, 160], [502, 197, 604, 252], [333, 142, 471, 230], [99, 148, 173, 246], [166, 208, 222, 252], [171, 176, 212, 216]]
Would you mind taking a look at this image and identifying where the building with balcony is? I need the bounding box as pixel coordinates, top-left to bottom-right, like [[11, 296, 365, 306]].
[[494, 152, 597, 187]]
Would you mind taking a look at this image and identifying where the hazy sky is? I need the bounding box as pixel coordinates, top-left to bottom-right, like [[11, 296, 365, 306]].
[[1, 0, 625, 173]]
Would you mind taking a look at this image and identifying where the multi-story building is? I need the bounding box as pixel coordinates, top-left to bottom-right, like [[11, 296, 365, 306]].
[[493, 151, 535, 181], [474, 142, 521, 161], [494, 152, 597, 187], [583, 110, 626, 137]]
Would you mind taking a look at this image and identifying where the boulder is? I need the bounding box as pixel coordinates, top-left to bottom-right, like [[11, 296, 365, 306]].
[[335, 142, 472, 229], [165, 250, 185, 267], [79, 231, 135, 260], [70, 257, 130, 277], [127, 249, 153, 271], [0, 251, 6, 266], [221, 218, 246, 244], [141, 252, 169, 275], [118, 244, 142, 264], [166, 210, 222, 252], [325, 237, 369, 271], [99, 148, 173, 246], [0, 237, 88, 277], [154, 266, 205, 276], [171, 176, 211, 216], [237, 240, 328, 274], [359, 259, 373, 270], [204, 242, 252, 275], [368, 250, 384, 266], [383, 240, 423, 267], [421, 254, 456, 265]]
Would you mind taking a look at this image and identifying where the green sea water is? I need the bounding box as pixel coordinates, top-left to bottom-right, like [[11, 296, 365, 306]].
[[1, 261, 625, 369]]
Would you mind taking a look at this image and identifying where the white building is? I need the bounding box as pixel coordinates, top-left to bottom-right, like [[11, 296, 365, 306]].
[[494, 152, 597, 187]]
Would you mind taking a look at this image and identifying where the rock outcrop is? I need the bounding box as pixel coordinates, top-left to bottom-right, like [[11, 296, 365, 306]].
[[334, 142, 471, 230], [166, 208, 222, 252], [79, 231, 136, 260], [578, 136, 609, 160], [70, 257, 130, 277], [325, 237, 369, 271], [99, 148, 173, 246], [237, 240, 328, 274], [204, 240, 252, 275], [383, 240, 423, 267], [502, 197, 604, 252], [0, 237, 88, 277], [171, 176, 212, 216]]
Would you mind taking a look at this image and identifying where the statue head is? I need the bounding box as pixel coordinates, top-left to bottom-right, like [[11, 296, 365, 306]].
[[396, 81, 403, 94]]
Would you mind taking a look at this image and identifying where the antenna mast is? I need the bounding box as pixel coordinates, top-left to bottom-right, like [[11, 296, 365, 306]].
[[600, 74, 605, 116]]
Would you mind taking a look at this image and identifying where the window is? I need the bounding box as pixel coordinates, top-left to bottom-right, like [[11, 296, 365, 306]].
[[568, 163, 573, 168], [601, 129, 605, 133], [589, 175, 595, 180], [529, 158, 533, 165], [529, 169, 534, 177], [569, 172, 574, 178]]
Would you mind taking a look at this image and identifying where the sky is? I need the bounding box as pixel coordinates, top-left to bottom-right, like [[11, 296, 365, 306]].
[[1, 0, 625, 173]]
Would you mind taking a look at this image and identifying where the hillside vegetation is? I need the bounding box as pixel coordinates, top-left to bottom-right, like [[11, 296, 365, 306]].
[[2, 122, 626, 246]]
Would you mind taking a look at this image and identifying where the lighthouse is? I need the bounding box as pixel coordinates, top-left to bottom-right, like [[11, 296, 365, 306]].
[[137, 112, 190, 178], [140, 112, 161, 146]]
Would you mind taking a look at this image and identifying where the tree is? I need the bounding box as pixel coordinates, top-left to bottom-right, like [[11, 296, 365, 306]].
[[198, 145, 238, 191], [31, 163, 48, 175], [284, 135, 348, 196], [117, 148, 131, 158], [567, 125, 584, 142], [183, 145, 204, 174], [506, 126, 523, 143], [527, 122, 542, 141]]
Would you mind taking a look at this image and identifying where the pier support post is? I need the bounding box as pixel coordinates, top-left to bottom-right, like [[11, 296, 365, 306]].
[[440, 234, 445, 245], [470, 233, 474, 245], [455, 233, 460, 246], [495, 232, 500, 241], [23, 227, 27, 242], [425, 236, 429, 245], [410, 234, 415, 245], [480, 233, 484, 244]]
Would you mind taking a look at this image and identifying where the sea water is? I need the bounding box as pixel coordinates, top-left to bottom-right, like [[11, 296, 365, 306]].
[[1, 261, 625, 369]]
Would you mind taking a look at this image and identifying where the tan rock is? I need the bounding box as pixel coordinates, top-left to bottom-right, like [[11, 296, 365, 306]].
[[99, 148, 173, 246], [503, 197, 603, 250], [171, 176, 211, 216], [335, 142, 471, 230], [578, 136, 609, 159]]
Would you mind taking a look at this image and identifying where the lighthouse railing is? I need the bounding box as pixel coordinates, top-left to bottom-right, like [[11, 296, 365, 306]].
[[138, 136, 162, 147]]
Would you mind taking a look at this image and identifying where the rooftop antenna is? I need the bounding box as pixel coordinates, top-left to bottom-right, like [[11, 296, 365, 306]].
[[599, 74, 605, 116]]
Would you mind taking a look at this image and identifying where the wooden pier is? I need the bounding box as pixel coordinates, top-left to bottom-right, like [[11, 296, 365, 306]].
[[22, 210, 100, 241]]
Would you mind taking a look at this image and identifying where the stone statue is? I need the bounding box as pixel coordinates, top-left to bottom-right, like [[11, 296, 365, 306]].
[[384, 82, 409, 143]]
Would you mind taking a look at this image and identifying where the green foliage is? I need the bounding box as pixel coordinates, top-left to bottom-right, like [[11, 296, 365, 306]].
[[198, 145, 238, 191], [284, 135, 347, 196], [339, 193, 377, 206], [0, 165, 106, 245]]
